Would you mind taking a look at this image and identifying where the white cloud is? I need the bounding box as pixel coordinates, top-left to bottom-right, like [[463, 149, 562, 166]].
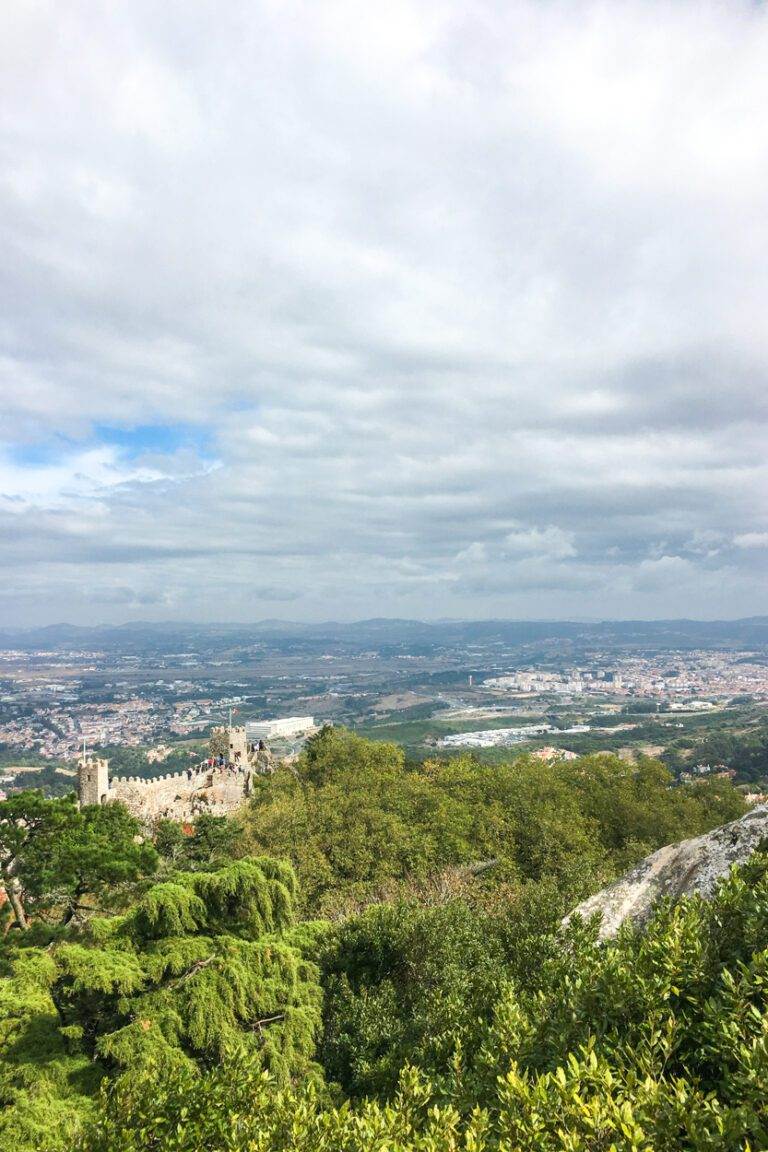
[[455, 542, 488, 564], [0, 0, 767, 622], [734, 532, 768, 549], [0, 447, 162, 510], [503, 526, 577, 560]]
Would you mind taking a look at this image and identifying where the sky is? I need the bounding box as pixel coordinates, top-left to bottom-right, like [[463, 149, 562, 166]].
[[1, 0, 767, 626]]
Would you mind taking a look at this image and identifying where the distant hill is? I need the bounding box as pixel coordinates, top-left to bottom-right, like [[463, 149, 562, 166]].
[[1, 616, 768, 653]]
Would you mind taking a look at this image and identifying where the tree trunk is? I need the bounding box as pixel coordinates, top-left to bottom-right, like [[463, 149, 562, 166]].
[[5, 878, 28, 930], [61, 881, 87, 926]]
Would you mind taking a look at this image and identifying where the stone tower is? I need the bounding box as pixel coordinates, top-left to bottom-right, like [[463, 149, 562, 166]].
[[78, 755, 110, 806], [212, 724, 250, 765], [228, 725, 249, 764]]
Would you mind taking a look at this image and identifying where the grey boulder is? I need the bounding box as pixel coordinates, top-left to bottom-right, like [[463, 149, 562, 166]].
[[565, 804, 768, 939]]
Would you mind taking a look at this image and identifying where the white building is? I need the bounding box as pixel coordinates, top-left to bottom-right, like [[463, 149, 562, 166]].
[[246, 716, 316, 742]]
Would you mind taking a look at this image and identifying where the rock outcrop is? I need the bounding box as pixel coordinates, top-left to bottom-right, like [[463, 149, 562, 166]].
[[566, 804, 768, 939]]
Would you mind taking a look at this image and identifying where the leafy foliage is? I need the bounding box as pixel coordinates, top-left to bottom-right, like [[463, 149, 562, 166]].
[[244, 728, 745, 913], [0, 734, 759, 1152], [52, 858, 320, 1077], [0, 858, 321, 1152], [84, 855, 768, 1151], [154, 812, 243, 870], [318, 884, 568, 1098], [0, 944, 100, 1152], [693, 722, 768, 783], [0, 792, 157, 929]]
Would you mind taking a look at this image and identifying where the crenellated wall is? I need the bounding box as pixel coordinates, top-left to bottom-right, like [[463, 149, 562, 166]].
[[77, 727, 275, 823], [80, 762, 256, 823]]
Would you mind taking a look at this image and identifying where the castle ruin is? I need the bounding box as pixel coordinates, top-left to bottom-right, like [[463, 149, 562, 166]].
[[77, 725, 269, 823], [78, 755, 110, 807]]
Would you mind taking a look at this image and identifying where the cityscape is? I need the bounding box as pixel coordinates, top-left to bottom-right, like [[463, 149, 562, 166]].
[[1, 619, 767, 787]]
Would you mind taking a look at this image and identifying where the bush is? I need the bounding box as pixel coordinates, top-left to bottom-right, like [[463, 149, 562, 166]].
[[244, 730, 746, 914], [82, 855, 768, 1152]]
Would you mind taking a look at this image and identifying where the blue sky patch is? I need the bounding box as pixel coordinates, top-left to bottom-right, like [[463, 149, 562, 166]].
[[6, 424, 213, 468], [92, 424, 213, 459]]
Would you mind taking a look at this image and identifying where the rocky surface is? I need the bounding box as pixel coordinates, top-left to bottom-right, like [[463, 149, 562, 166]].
[[107, 765, 255, 823], [566, 804, 768, 939]]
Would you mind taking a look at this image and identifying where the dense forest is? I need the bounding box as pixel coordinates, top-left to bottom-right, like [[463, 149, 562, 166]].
[[0, 728, 763, 1151], [664, 722, 768, 784]]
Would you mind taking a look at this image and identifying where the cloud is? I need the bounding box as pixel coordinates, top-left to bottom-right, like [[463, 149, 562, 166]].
[[0, 0, 767, 623], [503, 526, 576, 560], [632, 555, 696, 593], [734, 533, 768, 549], [455, 542, 488, 564]]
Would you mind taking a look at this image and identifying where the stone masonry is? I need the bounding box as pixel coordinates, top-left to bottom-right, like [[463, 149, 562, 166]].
[[77, 726, 270, 823], [78, 755, 109, 807]]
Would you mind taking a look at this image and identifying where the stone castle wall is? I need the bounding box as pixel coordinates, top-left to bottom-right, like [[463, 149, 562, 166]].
[[107, 764, 252, 822], [79, 758, 261, 823], [77, 722, 277, 823]]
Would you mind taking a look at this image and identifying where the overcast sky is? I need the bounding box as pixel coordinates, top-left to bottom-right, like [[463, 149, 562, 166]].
[[1, 0, 767, 625]]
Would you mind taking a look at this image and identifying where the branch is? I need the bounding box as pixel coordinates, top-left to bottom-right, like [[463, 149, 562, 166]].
[[168, 955, 217, 989], [249, 1012, 285, 1032]]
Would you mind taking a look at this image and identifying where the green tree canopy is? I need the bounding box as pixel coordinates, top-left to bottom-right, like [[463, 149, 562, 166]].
[[318, 886, 568, 1099], [0, 793, 157, 930], [0, 857, 321, 1152], [50, 857, 321, 1083], [84, 854, 768, 1152], [0, 734, 757, 1152], [244, 731, 746, 914]]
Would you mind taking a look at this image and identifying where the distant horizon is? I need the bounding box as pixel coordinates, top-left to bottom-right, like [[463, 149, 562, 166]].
[[2, 613, 768, 634]]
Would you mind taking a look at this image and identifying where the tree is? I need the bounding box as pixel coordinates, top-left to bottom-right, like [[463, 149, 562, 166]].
[[320, 899, 512, 1098], [318, 876, 579, 1100], [83, 855, 768, 1152], [153, 818, 185, 863], [0, 792, 158, 930], [51, 857, 321, 1083], [0, 856, 321, 1152], [244, 732, 747, 915], [0, 793, 80, 929], [0, 942, 101, 1152], [180, 812, 243, 867], [153, 813, 242, 870], [246, 729, 463, 914]]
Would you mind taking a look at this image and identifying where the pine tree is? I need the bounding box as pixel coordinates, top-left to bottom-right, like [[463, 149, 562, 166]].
[[0, 793, 158, 929], [51, 857, 321, 1084]]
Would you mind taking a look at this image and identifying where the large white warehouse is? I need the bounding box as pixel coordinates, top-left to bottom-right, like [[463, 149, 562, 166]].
[[246, 716, 316, 742]]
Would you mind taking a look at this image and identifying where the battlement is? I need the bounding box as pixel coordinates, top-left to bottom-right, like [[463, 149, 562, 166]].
[[105, 760, 253, 822], [76, 725, 266, 822], [110, 767, 211, 787], [78, 755, 109, 807]]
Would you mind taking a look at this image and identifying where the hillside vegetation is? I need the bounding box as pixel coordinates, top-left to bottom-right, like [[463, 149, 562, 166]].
[[0, 728, 761, 1151]]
